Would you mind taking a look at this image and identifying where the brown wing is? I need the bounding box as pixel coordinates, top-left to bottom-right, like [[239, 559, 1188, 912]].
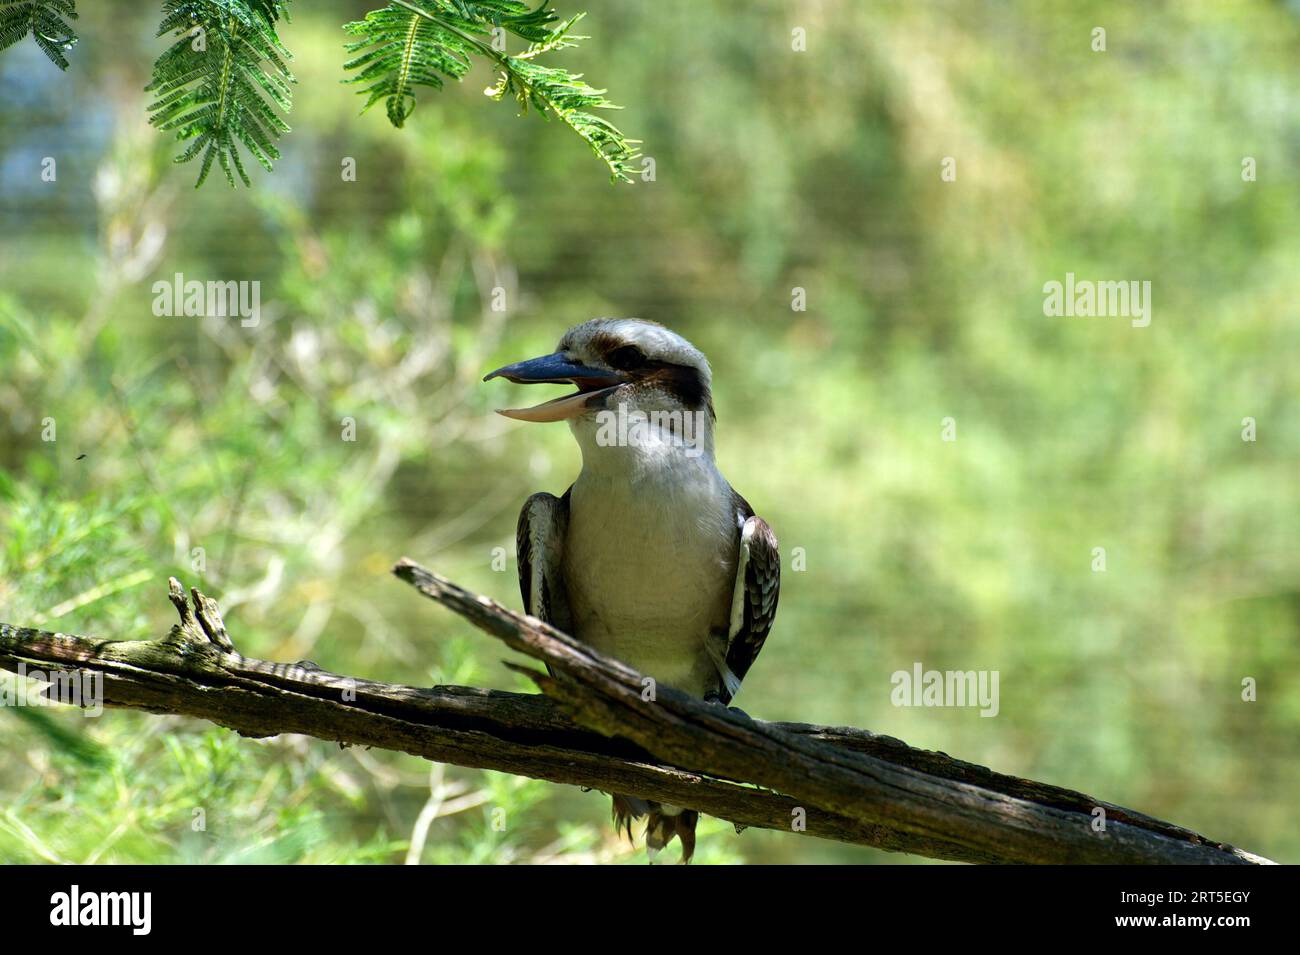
[[719, 493, 780, 702], [516, 487, 573, 634]]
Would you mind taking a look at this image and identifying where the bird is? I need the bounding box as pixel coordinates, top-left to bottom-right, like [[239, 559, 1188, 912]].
[[484, 318, 779, 863]]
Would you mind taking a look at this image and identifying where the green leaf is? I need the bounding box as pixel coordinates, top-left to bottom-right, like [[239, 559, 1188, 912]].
[[0, 0, 79, 70], [343, 1, 476, 128], [345, 0, 640, 182], [145, 0, 295, 188]]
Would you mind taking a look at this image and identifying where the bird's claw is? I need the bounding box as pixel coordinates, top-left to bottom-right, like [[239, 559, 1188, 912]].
[[703, 692, 749, 720]]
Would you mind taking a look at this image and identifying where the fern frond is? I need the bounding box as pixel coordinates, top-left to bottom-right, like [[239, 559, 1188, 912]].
[[345, 0, 640, 182], [512, 11, 584, 61], [438, 0, 556, 43], [145, 0, 295, 188], [342, 1, 476, 128], [0, 0, 79, 70], [484, 16, 640, 183]]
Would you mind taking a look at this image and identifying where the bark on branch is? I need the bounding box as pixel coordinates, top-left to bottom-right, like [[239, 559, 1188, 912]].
[[0, 564, 1273, 865]]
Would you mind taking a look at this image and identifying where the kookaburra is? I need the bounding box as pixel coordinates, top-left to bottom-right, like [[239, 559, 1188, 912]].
[[484, 319, 780, 863]]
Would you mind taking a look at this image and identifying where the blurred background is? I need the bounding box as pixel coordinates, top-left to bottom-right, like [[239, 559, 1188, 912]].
[[1, 0, 1297, 864]]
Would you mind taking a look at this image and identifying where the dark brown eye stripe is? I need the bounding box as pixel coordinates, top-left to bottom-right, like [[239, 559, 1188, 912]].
[[588, 331, 626, 357], [584, 327, 714, 415], [644, 363, 711, 411], [607, 345, 647, 371]]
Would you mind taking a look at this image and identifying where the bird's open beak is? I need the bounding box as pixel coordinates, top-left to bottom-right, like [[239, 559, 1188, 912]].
[[483, 353, 624, 422]]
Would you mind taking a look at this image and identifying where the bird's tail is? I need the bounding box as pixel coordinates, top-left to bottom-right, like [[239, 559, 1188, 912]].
[[612, 794, 699, 864]]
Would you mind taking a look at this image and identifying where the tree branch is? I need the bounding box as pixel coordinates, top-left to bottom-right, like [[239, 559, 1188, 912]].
[[0, 565, 1273, 865]]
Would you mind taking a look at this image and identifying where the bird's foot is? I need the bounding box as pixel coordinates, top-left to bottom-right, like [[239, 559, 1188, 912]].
[[703, 691, 749, 720]]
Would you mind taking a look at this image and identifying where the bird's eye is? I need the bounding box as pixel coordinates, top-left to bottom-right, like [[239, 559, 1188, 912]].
[[607, 345, 647, 371]]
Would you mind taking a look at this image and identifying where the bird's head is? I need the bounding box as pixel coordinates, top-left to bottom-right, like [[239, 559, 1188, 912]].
[[483, 319, 714, 426]]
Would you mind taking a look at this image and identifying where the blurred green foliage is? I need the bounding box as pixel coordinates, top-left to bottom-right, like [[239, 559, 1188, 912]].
[[1, 0, 1297, 864]]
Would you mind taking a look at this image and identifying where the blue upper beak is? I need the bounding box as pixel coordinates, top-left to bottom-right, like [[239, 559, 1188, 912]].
[[483, 352, 622, 388]]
